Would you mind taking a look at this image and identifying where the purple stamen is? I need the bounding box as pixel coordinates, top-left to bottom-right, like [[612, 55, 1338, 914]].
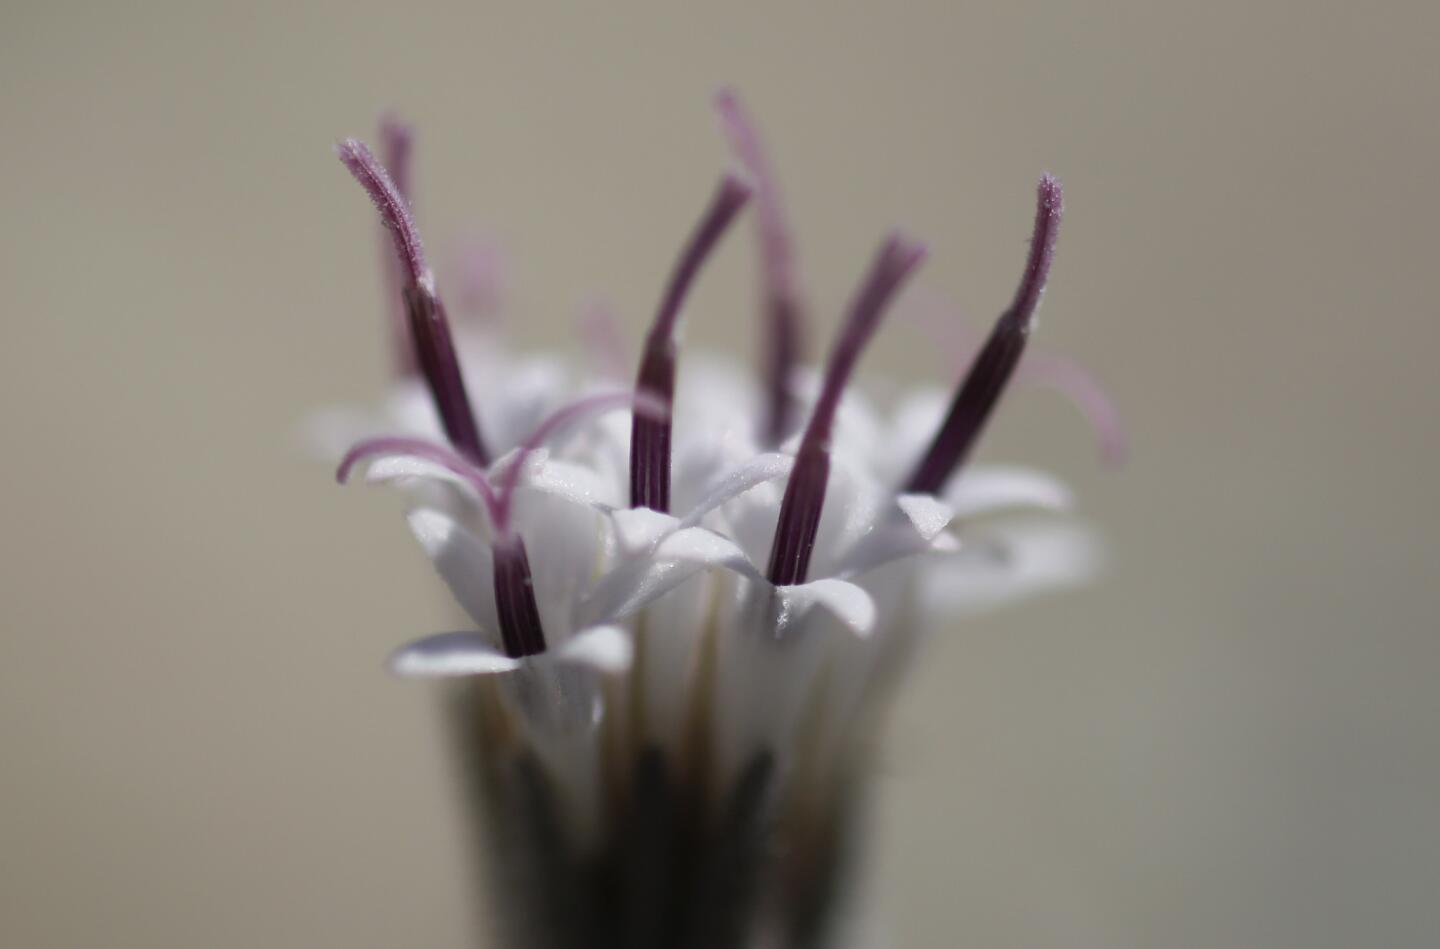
[[403, 288, 489, 464], [377, 114, 418, 376], [488, 390, 662, 659], [1016, 350, 1127, 466], [714, 89, 805, 446], [493, 389, 668, 534], [905, 175, 1063, 495], [492, 536, 546, 658], [340, 393, 667, 659], [766, 235, 927, 586], [912, 290, 1123, 466], [337, 435, 503, 528], [338, 139, 489, 465], [630, 175, 752, 512]]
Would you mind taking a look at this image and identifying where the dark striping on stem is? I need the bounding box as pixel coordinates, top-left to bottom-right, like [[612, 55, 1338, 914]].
[[338, 138, 490, 465], [681, 750, 778, 949], [766, 235, 927, 587], [491, 537, 547, 658], [630, 175, 752, 512], [904, 175, 1063, 495]]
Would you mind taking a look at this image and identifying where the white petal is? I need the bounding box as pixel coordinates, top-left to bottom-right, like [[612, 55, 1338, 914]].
[[406, 507, 500, 633], [945, 465, 1074, 518], [831, 492, 960, 578], [582, 525, 760, 622], [778, 578, 877, 637], [895, 492, 956, 541], [678, 452, 794, 529], [806, 456, 887, 578], [389, 632, 520, 676], [555, 625, 633, 674], [502, 449, 622, 511], [506, 489, 608, 638], [653, 526, 756, 574], [609, 507, 680, 554], [359, 455, 494, 522], [883, 387, 951, 475], [922, 520, 1101, 618]]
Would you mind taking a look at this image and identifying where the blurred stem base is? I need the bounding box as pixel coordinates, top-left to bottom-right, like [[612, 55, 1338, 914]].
[[441, 681, 878, 949]]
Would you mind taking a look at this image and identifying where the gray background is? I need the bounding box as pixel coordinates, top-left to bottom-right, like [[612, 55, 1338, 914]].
[[2, 1, 1436, 946]]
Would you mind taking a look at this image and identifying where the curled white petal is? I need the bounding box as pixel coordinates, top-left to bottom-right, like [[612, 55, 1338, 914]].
[[945, 465, 1074, 518], [829, 492, 956, 579], [653, 526, 755, 573], [583, 523, 760, 622], [390, 632, 520, 676], [556, 624, 633, 673], [895, 492, 956, 541], [406, 507, 500, 633], [520, 454, 624, 510], [678, 452, 794, 528], [610, 507, 680, 554], [778, 578, 877, 637], [923, 520, 1102, 618]]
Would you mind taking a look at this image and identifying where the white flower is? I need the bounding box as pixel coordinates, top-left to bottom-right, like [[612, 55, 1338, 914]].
[[317, 92, 1113, 949]]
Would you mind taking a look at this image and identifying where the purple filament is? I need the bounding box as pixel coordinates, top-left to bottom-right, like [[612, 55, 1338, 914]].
[[338, 138, 489, 465], [630, 175, 752, 512], [1016, 350, 1126, 466], [491, 537, 546, 658], [905, 175, 1063, 495], [337, 435, 503, 527], [714, 89, 805, 446], [493, 389, 668, 534], [402, 287, 488, 465], [485, 390, 662, 659], [766, 235, 927, 586], [917, 303, 1125, 468]]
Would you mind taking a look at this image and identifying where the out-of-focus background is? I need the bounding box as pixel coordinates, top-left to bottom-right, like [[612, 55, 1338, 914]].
[[2, 2, 1436, 946]]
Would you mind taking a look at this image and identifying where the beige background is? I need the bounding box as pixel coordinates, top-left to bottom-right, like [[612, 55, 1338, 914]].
[[2, 1, 1437, 946]]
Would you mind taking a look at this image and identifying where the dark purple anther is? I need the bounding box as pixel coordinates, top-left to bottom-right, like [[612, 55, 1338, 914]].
[[905, 175, 1062, 495], [338, 138, 490, 465], [377, 114, 419, 377], [630, 175, 752, 511], [714, 89, 805, 447], [492, 537, 547, 658], [766, 235, 927, 586]]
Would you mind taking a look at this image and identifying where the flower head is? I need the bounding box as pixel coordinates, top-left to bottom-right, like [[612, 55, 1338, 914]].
[[316, 92, 1113, 948]]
